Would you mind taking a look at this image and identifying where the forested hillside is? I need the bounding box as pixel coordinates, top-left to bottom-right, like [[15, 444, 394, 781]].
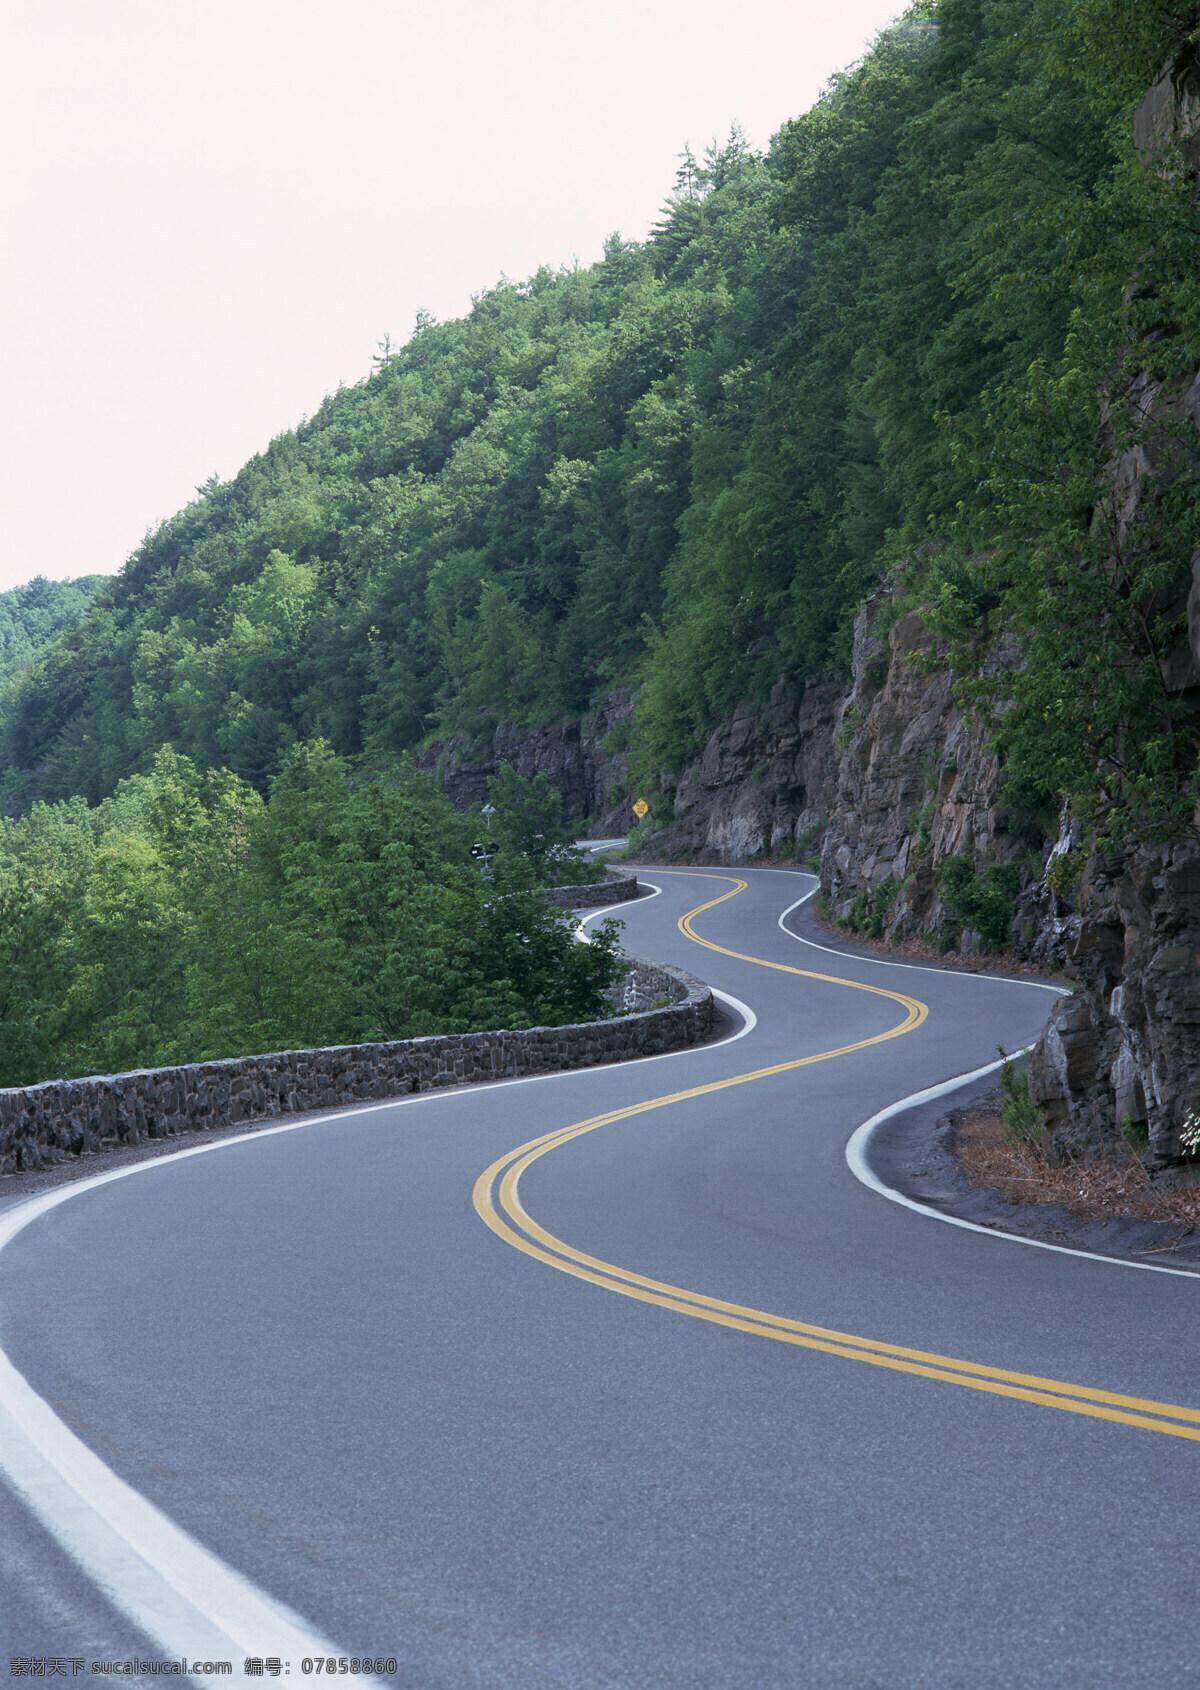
[[4, 0, 1195, 837], [0, 575, 107, 694]]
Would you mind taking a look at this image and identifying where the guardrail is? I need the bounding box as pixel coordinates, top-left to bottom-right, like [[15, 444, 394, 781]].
[[0, 956, 713, 1175], [542, 869, 640, 909]]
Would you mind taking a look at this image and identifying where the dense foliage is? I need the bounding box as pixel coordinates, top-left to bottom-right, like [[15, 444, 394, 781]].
[[0, 575, 106, 694], [5, 0, 1182, 814], [918, 1, 1200, 841], [0, 751, 619, 1086]]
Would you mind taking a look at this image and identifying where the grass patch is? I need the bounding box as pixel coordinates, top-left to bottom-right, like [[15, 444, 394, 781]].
[[954, 1105, 1200, 1229]]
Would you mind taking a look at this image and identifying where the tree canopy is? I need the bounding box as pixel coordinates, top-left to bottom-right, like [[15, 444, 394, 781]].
[[0, 574, 108, 695], [2, 0, 1159, 808], [0, 749, 619, 1087]]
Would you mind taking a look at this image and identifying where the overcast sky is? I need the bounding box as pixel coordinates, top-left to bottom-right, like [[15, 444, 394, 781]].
[[1, 0, 903, 594]]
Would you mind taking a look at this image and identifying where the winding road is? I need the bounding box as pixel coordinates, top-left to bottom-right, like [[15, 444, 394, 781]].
[[3, 868, 1199, 1687]]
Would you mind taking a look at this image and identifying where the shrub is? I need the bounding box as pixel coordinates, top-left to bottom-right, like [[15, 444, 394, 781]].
[[938, 856, 1020, 952], [793, 818, 825, 870], [1121, 1113, 1149, 1150], [997, 1046, 1041, 1145], [841, 875, 901, 939], [1046, 844, 1087, 903], [913, 797, 936, 862], [874, 876, 900, 913], [836, 707, 865, 751], [603, 722, 631, 755]]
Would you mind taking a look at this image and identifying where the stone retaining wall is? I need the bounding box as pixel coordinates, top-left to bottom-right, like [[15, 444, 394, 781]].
[[0, 957, 713, 1175], [543, 870, 640, 909]]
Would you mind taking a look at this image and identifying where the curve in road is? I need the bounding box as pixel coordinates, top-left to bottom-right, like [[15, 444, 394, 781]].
[[479, 873, 1200, 1442], [2, 866, 1199, 1688]]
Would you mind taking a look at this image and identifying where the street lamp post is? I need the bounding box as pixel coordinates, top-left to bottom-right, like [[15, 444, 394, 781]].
[[471, 803, 498, 883], [469, 841, 493, 882]]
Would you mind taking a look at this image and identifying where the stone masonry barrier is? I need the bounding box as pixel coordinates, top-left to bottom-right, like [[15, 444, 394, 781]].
[[543, 869, 640, 909], [0, 956, 714, 1174]]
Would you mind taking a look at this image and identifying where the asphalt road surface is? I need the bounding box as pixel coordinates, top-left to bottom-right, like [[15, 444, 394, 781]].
[[2, 867, 1199, 1688]]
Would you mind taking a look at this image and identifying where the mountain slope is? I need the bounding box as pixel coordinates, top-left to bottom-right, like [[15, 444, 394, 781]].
[[0, 0, 1147, 814], [0, 575, 107, 692]]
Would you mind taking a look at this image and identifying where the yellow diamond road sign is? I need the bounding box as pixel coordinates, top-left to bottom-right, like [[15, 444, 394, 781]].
[[632, 799, 649, 819]]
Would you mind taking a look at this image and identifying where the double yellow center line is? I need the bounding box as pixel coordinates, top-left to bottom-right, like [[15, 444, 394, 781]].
[[473, 873, 1200, 1441]]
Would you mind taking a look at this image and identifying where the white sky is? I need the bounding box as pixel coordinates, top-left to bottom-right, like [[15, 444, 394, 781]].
[[1, 0, 903, 593]]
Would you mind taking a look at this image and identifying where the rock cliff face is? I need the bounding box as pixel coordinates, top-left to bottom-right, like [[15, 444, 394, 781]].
[[418, 673, 848, 863], [1030, 843, 1200, 1162], [424, 593, 1028, 932], [638, 596, 1041, 959], [818, 604, 1019, 942], [647, 679, 842, 861], [1024, 360, 1200, 1166], [414, 688, 635, 831]]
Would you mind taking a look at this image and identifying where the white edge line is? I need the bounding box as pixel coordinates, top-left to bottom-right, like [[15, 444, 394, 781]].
[[739, 868, 1195, 1280], [0, 1348, 343, 1668], [0, 880, 750, 1665], [707, 989, 756, 1043], [762, 870, 1195, 1279], [775, 876, 1065, 993], [576, 878, 662, 931], [846, 1058, 1200, 1279]]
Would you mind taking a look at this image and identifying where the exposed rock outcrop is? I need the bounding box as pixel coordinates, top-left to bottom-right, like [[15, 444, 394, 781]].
[[1132, 52, 1200, 170], [415, 689, 634, 829], [819, 603, 1017, 940], [420, 673, 846, 864], [1030, 841, 1200, 1164], [646, 678, 842, 861]]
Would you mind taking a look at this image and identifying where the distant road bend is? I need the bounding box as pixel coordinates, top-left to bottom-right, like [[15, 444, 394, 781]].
[[3, 868, 1200, 1688]]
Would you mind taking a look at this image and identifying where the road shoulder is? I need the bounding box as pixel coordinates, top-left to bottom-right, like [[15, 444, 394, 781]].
[[775, 894, 1200, 1271], [866, 1074, 1200, 1270]]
